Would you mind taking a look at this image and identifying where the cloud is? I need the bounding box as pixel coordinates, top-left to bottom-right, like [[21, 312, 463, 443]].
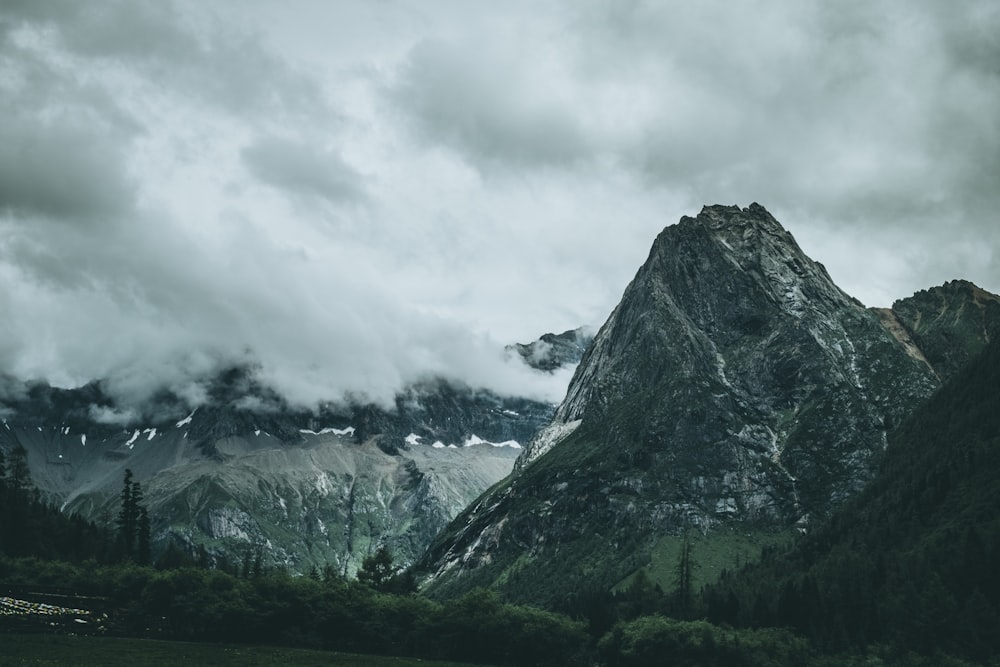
[[388, 37, 593, 170], [2, 0, 327, 120], [242, 135, 365, 205], [0, 112, 137, 222], [0, 32, 140, 223], [0, 0, 997, 416]]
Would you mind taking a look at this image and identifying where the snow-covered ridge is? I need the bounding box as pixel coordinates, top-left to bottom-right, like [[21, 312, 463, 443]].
[[404, 432, 521, 450], [299, 426, 356, 437]]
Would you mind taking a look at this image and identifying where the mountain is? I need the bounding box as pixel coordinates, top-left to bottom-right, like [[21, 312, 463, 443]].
[[508, 327, 595, 372], [875, 279, 1000, 380], [414, 203, 994, 606], [0, 332, 584, 575], [705, 333, 1000, 663]]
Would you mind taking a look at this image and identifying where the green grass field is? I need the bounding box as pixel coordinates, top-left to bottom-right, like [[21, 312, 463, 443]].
[[0, 633, 485, 667], [615, 527, 794, 592]]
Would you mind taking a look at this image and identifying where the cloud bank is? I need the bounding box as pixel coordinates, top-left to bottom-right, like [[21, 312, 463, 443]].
[[0, 1, 997, 410]]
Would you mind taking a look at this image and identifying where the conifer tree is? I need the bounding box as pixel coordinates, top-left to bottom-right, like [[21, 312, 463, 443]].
[[357, 545, 395, 592], [7, 445, 32, 500], [673, 533, 695, 617], [116, 468, 150, 562]]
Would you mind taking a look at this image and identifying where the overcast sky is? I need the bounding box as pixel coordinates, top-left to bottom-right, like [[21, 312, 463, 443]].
[[1, 1, 997, 410]]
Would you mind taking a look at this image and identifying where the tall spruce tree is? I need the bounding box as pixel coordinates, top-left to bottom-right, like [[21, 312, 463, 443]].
[[7, 445, 32, 501], [116, 468, 150, 562], [673, 533, 695, 617]]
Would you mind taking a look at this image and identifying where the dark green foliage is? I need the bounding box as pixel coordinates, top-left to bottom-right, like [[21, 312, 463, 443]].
[[705, 336, 1000, 663], [0, 555, 588, 666], [0, 445, 114, 562], [116, 469, 151, 564], [598, 615, 813, 667], [357, 545, 394, 592], [671, 533, 695, 617]]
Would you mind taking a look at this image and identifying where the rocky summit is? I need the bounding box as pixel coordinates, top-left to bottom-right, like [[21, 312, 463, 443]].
[[415, 203, 996, 606]]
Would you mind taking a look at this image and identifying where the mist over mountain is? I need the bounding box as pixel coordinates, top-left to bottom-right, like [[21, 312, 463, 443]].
[[0, 330, 588, 574]]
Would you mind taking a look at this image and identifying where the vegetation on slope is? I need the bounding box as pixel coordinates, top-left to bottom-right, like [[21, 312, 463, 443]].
[[704, 336, 1000, 663]]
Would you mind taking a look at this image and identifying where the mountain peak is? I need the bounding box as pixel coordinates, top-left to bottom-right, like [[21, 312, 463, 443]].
[[418, 205, 943, 605]]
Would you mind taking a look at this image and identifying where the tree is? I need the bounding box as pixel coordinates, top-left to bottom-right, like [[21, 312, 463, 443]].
[[7, 445, 32, 500], [117, 469, 150, 562], [672, 533, 696, 617], [357, 545, 394, 592], [136, 501, 151, 565]]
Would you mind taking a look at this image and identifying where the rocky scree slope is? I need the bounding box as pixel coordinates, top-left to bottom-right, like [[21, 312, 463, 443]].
[[416, 203, 992, 606], [0, 331, 587, 575]]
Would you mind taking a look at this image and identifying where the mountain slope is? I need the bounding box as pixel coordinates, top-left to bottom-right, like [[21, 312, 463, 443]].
[[0, 334, 584, 574], [706, 334, 1000, 662], [415, 204, 978, 606]]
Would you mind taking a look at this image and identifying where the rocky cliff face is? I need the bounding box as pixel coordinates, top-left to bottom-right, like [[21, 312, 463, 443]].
[[0, 336, 579, 574], [415, 204, 994, 605]]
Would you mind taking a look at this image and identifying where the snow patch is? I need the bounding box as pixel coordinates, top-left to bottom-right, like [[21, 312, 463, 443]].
[[520, 419, 582, 467], [80, 434, 86, 446], [125, 430, 140, 449], [432, 441, 446, 449], [405, 433, 422, 446], [299, 426, 356, 437], [144, 428, 157, 441], [461, 434, 523, 449], [255, 429, 261, 436], [175, 410, 196, 428]]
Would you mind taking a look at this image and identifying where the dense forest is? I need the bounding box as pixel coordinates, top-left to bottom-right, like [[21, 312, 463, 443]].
[[2, 339, 999, 665]]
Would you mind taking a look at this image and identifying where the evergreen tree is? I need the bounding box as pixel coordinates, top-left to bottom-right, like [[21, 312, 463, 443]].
[[7, 444, 32, 500], [137, 503, 151, 565], [672, 533, 695, 617], [357, 545, 394, 592], [116, 468, 150, 562]]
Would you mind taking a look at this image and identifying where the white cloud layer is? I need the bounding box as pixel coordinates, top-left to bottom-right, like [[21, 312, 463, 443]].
[[0, 0, 997, 408]]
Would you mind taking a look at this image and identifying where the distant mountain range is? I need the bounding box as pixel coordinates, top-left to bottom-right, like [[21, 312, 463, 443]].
[[0, 331, 588, 574]]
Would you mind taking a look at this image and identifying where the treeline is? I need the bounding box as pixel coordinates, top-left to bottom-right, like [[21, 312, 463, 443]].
[[0, 554, 589, 666], [3, 552, 954, 667], [0, 445, 115, 562]]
